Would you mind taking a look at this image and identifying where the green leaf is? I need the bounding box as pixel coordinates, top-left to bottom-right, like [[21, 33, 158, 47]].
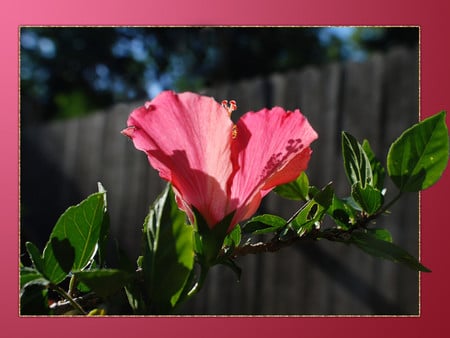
[[74, 269, 131, 299], [194, 208, 235, 267], [20, 283, 50, 315], [20, 266, 46, 289], [351, 183, 384, 215], [362, 139, 386, 190], [243, 214, 286, 235], [328, 196, 358, 230], [291, 200, 319, 236], [42, 192, 105, 284], [121, 250, 147, 314], [25, 241, 45, 275], [223, 224, 242, 249], [342, 132, 373, 187], [142, 184, 195, 313], [367, 228, 393, 243], [343, 196, 363, 212], [76, 281, 92, 293], [313, 183, 334, 208], [124, 282, 146, 314], [274, 172, 310, 201], [291, 183, 333, 236], [350, 231, 430, 272], [387, 111, 449, 192]]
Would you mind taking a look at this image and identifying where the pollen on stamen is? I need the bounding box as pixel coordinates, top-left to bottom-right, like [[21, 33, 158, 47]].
[[221, 99, 238, 117], [231, 125, 238, 139]]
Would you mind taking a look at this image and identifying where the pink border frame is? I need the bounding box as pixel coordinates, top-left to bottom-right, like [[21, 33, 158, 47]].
[[3, 0, 450, 337]]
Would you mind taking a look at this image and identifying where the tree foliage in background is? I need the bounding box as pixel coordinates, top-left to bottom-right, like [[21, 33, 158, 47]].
[[20, 27, 418, 125]]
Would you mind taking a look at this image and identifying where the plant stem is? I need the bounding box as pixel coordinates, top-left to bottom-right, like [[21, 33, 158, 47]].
[[68, 274, 78, 297], [50, 283, 87, 315]]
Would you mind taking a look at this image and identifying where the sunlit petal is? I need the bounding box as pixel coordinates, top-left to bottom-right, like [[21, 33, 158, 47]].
[[123, 91, 235, 227], [229, 107, 318, 225]]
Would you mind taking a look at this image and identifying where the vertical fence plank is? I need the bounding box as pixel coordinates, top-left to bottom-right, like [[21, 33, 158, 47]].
[[297, 63, 344, 314], [21, 118, 82, 250], [72, 112, 105, 197], [382, 46, 420, 313], [329, 52, 386, 314]]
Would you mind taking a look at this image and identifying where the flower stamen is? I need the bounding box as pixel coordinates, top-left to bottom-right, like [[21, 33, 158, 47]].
[[222, 100, 238, 139], [221, 99, 237, 117]]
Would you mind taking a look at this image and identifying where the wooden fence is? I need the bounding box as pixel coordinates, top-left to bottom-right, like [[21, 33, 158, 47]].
[[21, 46, 420, 315]]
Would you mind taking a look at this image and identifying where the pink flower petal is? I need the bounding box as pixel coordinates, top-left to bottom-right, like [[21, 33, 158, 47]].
[[123, 91, 235, 227], [124, 91, 318, 233], [229, 107, 318, 225]]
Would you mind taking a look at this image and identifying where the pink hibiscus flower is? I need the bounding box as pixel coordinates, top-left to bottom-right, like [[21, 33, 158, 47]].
[[122, 91, 318, 232]]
